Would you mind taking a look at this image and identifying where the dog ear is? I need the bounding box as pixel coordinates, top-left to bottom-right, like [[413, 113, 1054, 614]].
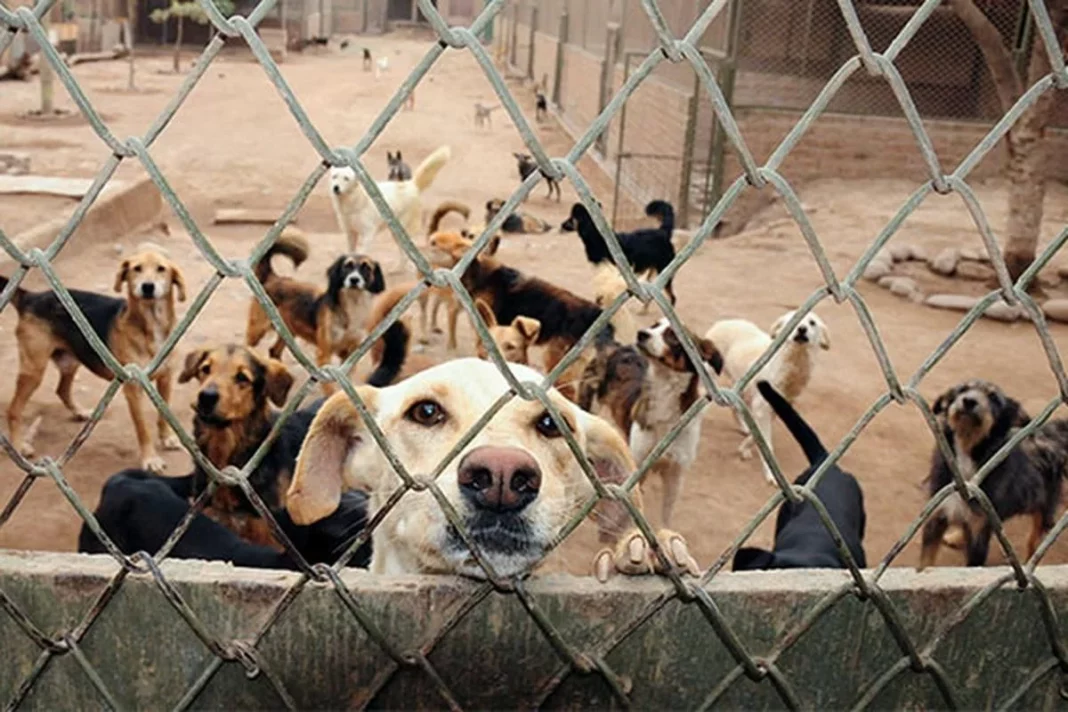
[[263, 357, 294, 407], [178, 348, 210, 384], [113, 259, 130, 293], [365, 260, 385, 294], [769, 313, 791, 338], [579, 411, 643, 544], [483, 234, 501, 256], [818, 321, 831, 350], [475, 298, 498, 328], [513, 316, 541, 343], [169, 263, 187, 302], [396, 151, 402, 161], [697, 337, 724, 375], [931, 390, 953, 417], [288, 388, 378, 525]]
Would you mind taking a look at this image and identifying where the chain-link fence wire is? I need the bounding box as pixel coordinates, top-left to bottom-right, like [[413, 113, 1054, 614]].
[[2, 0, 1068, 706]]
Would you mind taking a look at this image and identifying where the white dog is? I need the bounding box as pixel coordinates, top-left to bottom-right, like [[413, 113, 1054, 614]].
[[374, 55, 389, 79], [328, 145, 451, 274], [705, 310, 831, 483]]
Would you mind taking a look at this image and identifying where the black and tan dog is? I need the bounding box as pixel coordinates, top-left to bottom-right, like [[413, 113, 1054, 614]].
[[733, 381, 867, 571], [514, 152, 562, 202], [919, 379, 1068, 570], [246, 230, 384, 382], [3, 246, 186, 472], [485, 198, 552, 234]]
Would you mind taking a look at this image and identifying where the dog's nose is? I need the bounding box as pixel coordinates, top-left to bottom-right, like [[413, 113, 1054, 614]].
[[197, 387, 220, 413], [458, 446, 541, 513], [140, 282, 156, 298], [961, 396, 978, 411], [797, 325, 807, 336], [637, 330, 649, 343], [332, 184, 341, 194]]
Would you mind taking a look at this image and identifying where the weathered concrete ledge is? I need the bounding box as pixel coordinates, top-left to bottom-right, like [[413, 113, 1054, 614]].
[[1, 551, 1066, 709]]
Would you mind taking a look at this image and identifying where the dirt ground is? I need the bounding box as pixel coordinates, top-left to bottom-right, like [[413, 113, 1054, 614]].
[[5, 32, 1068, 576]]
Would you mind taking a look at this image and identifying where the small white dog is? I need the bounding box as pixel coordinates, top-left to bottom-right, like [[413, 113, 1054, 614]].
[[374, 55, 389, 79], [328, 145, 451, 274], [705, 310, 831, 483]]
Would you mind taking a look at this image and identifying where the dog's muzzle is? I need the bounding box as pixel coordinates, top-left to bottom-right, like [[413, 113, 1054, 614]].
[[139, 282, 157, 299], [332, 184, 342, 195], [344, 274, 365, 289], [193, 387, 229, 426]]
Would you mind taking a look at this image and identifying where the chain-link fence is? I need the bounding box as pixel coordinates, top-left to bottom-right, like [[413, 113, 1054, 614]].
[[4, 0, 1068, 706]]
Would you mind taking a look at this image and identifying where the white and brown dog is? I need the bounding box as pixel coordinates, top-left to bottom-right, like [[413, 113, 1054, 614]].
[[328, 145, 451, 274], [706, 310, 831, 483], [286, 358, 699, 580], [631, 318, 723, 528]]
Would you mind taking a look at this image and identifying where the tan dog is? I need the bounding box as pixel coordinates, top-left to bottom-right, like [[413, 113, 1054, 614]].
[[287, 358, 699, 580], [3, 247, 187, 472], [705, 310, 831, 483], [590, 262, 659, 344], [425, 229, 501, 351], [474, 299, 540, 365]]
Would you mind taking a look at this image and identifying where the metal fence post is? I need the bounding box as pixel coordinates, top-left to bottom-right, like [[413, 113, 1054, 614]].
[[596, 22, 619, 155], [678, 89, 698, 229], [527, 5, 537, 79], [509, 1, 519, 69], [552, 9, 568, 107]]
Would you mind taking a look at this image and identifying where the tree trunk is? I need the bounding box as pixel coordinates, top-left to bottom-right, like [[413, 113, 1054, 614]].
[[173, 15, 183, 73], [1004, 4, 1068, 282]]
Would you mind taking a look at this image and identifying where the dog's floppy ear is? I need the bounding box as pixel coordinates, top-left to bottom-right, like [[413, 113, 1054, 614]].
[[579, 411, 643, 544], [769, 312, 791, 339], [697, 336, 723, 375], [818, 321, 831, 350], [263, 357, 294, 407], [732, 547, 776, 572], [113, 259, 130, 293], [931, 389, 953, 417], [396, 151, 402, 161], [513, 316, 540, 343], [169, 263, 187, 302], [288, 388, 378, 525], [363, 259, 385, 294], [178, 348, 210, 384], [483, 234, 501, 256], [475, 298, 498, 328]]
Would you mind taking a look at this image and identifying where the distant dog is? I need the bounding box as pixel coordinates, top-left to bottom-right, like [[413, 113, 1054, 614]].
[[535, 90, 548, 122], [387, 151, 412, 181], [474, 102, 500, 128], [733, 382, 867, 571], [591, 262, 657, 341], [563, 200, 676, 305], [474, 299, 540, 365], [706, 310, 831, 483], [328, 144, 451, 273], [362, 47, 372, 71], [375, 55, 389, 79], [2, 246, 186, 472], [918, 380, 1068, 570], [631, 319, 722, 527], [245, 231, 385, 388], [78, 468, 372, 570], [514, 152, 561, 202], [485, 198, 551, 234]]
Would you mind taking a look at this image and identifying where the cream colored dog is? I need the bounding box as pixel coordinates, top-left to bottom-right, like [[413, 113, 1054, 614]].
[[287, 358, 698, 580], [705, 310, 831, 483], [328, 145, 451, 274]]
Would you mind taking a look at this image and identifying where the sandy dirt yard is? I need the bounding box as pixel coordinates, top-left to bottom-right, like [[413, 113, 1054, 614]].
[[4, 31, 1068, 576]]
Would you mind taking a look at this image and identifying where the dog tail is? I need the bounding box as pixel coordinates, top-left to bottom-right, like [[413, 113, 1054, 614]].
[[365, 286, 412, 387], [645, 200, 675, 235], [428, 200, 470, 234], [413, 145, 452, 193], [756, 380, 827, 466], [0, 275, 27, 311], [253, 228, 309, 283]]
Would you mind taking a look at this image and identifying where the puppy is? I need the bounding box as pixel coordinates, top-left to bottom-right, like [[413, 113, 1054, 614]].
[[3, 246, 187, 472], [562, 200, 676, 304], [631, 318, 723, 528], [733, 382, 867, 571], [485, 198, 551, 234], [78, 468, 372, 570], [706, 310, 831, 483], [362, 47, 372, 71], [387, 150, 412, 181], [514, 152, 561, 202], [474, 102, 500, 128], [287, 358, 699, 580], [918, 380, 1068, 570], [245, 231, 385, 385], [474, 299, 540, 365], [328, 145, 451, 272]]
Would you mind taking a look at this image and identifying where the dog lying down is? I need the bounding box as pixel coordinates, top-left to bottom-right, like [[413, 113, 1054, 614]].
[[288, 358, 699, 580], [732, 381, 867, 571]]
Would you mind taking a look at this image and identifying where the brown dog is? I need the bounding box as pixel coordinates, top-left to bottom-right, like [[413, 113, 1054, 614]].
[[425, 229, 502, 351], [474, 299, 540, 365], [3, 246, 186, 472]]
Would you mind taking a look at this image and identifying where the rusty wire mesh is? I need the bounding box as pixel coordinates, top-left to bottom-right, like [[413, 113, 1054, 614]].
[[2, 0, 1068, 707]]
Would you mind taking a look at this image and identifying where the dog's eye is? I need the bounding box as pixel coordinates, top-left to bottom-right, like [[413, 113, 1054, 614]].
[[199, 363, 210, 376], [534, 411, 562, 439], [407, 399, 446, 426], [235, 371, 251, 385], [133, 265, 142, 273], [156, 265, 166, 273]]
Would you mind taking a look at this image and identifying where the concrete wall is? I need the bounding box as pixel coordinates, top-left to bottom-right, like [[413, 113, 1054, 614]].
[[2, 552, 1066, 708]]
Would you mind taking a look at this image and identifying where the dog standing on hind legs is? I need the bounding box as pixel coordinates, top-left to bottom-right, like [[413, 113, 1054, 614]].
[[3, 246, 187, 472]]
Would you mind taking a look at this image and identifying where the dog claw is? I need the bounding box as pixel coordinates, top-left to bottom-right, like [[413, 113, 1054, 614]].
[[143, 456, 166, 474], [71, 410, 91, 422], [594, 549, 614, 583], [160, 434, 181, 451], [656, 530, 700, 576]]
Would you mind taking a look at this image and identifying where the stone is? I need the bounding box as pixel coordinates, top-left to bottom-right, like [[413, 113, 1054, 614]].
[[959, 246, 989, 262], [888, 244, 915, 262], [863, 259, 892, 282], [889, 279, 918, 298], [929, 247, 959, 276], [877, 275, 896, 289], [1042, 299, 1068, 323], [983, 302, 1022, 322], [908, 246, 928, 262], [1038, 272, 1062, 290], [875, 247, 896, 265], [0, 152, 30, 176], [955, 262, 995, 282], [924, 294, 978, 312]]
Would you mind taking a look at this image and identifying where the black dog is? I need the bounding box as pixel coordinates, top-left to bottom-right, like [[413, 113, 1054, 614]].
[[535, 91, 548, 122], [919, 379, 1068, 570], [732, 382, 867, 571], [561, 199, 677, 305], [361, 47, 372, 72], [78, 469, 371, 569], [513, 152, 561, 202]]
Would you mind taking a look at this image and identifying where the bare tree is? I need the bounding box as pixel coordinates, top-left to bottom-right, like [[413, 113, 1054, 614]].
[[950, 0, 1068, 284]]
